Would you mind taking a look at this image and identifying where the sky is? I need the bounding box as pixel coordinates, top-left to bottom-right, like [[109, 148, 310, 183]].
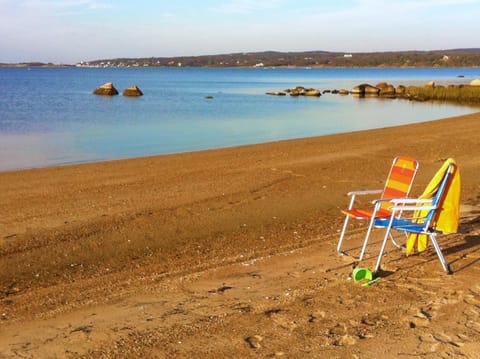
[[1, 0, 479, 64]]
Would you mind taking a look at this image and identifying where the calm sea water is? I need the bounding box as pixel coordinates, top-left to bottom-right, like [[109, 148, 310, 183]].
[[1, 67, 479, 172]]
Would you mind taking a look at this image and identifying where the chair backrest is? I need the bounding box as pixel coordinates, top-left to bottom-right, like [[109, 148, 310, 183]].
[[422, 162, 456, 230], [380, 156, 419, 209]]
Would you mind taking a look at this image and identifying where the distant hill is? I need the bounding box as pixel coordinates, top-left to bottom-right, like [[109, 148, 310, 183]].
[[2, 49, 480, 68], [78, 48, 480, 68]]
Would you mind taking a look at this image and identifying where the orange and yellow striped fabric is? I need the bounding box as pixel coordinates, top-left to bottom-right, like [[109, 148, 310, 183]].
[[380, 156, 418, 208], [343, 156, 418, 219]]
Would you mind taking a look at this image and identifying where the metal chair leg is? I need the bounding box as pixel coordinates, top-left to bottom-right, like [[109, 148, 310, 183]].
[[359, 215, 375, 260], [337, 215, 350, 254], [429, 233, 452, 274], [337, 194, 358, 255], [374, 216, 395, 273], [359, 202, 383, 261], [389, 232, 405, 250]]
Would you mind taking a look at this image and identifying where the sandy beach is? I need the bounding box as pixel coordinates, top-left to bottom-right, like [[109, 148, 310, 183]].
[[1, 112, 480, 358]]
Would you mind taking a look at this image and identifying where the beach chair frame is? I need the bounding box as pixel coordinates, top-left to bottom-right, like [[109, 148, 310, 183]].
[[337, 156, 419, 260], [372, 162, 455, 274]]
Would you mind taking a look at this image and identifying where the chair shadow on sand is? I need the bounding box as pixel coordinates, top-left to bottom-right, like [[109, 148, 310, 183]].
[[383, 223, 480, 275], [445, 213, 480, 271], [328, 211, 480, 278], [444, 213, 480, 273], [343, 214, 480, 277]]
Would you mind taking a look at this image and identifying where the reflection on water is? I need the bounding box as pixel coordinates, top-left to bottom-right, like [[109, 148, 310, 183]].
[[0, 132, 90, 170], [0, 67, 479, 171]]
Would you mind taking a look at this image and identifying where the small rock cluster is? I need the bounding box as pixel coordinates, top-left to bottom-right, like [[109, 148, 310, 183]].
[[267, 83, 401, 98], [266, 78, 480, 102], [351, 82, 399, 97], [267, 86, 321, 97], [93, 83, 143, 97]]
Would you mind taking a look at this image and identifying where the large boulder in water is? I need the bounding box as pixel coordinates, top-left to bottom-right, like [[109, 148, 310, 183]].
[[350, 85, 364, 95], [381, 86, 395, 96], [364, 84, 380, 95], [304, 89, 321, 97], [289, 86, 306, 96], [93, 82, 119, 96], [123, 85, 143, 97], [376, 82, 396, 96], [351, 83, 380, 96], [396, 85, 407, 95], [282, 86, 321, 97], [375, 82, 388, 89]]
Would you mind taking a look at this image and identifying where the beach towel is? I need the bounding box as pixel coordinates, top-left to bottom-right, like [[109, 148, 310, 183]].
[[406, 158, 461, 255]]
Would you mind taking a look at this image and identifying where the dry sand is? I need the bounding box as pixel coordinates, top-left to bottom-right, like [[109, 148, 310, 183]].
[[1, 113, 480, 358]]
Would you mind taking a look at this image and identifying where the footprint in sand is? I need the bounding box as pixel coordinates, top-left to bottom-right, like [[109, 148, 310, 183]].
[[464, 294, 480, 306], [471, 283, 480, 293], [463, 307, 479, 320], [265, 309, 298, 331], [433, 332, 464, 348], [245, 335, 263, 349], [409, 308, 432, 328], [419, 332, 466, 356], [465, 320, 480, 334]]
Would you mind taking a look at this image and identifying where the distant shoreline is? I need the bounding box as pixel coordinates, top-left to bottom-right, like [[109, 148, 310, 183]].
[[2, 64, 480, 69], [3, 47, 480, 68], [0, 63, 74, 68]]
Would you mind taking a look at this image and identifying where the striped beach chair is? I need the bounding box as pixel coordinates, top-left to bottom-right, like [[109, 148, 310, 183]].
[[337, 156, 419, 260]]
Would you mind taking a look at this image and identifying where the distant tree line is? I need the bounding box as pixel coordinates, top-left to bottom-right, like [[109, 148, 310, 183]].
[[3, 49, 480, 68], [82, 49, 480, 68]]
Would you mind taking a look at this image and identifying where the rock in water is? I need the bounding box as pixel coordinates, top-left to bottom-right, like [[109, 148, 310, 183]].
[[304, 89, 321, 97], [376, 82, 396, 96], [364, 85, 380, 95], [123, 85, 143, 97], [351, 84, 380, 96], [266, 91, 286, 96], [93, 82, 119, 96], [396, 85, 407, 95]]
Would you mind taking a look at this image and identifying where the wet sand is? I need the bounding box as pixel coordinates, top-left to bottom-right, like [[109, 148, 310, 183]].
[[1, 112, 480, 358]]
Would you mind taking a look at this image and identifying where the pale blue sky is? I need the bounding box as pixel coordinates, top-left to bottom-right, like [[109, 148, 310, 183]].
[[1, 0, 479, 63]]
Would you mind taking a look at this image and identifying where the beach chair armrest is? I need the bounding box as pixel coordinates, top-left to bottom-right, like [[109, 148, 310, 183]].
[[371, 197, 398, 204], [390, 205, 436, 211], [389, 198, 432, 205], [347, 189, 383, 196], [345, 189, 383, 210]]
